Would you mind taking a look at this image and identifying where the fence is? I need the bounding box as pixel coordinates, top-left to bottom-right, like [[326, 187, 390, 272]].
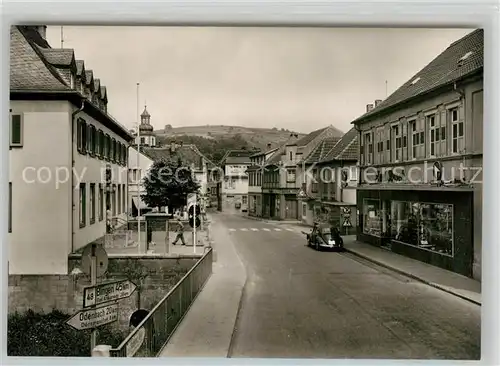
[[108, 247, 213, 357]]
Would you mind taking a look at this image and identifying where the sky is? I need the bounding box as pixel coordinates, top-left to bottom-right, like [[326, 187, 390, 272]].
[[47, 26, 473, 134]]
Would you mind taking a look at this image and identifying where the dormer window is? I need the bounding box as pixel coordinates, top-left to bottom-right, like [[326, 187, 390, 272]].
[[459, 51, 473, 62], [70, 73, 75, 89], [410, 77, 420, 85]]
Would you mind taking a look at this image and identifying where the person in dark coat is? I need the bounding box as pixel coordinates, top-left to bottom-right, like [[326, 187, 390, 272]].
[[172, 216, 186, 245]]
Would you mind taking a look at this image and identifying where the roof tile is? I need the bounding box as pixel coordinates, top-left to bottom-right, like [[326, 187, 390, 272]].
[[39, 47, 74, 66], [142, 145, 217, 170], [322, 127, 359, 162], [10, 26, 69, 91], [354, 29, 483, 124]]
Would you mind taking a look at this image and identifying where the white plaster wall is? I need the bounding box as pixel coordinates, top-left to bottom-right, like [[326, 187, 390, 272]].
[[72, 110, 130, 252], [9, 101, 72, 275]]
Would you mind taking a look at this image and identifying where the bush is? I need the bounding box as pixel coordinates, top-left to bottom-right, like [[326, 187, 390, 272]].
[[8, 309, 124, 357]]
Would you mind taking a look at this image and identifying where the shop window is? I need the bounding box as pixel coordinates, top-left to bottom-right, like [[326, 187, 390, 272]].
[[362, 199, 382, 236], [390, 201, 453, 256]]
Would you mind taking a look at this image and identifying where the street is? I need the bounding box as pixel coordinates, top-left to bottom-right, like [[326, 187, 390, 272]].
[[220, 213, 481, 360]]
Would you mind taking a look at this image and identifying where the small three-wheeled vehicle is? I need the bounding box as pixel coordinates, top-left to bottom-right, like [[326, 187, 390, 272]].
[[303, 223, 345, 251]]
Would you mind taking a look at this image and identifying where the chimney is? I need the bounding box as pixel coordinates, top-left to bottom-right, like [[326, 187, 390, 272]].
[[36, 25, 47, 40], [374, 99, 382, 107], [366, 104, 374, 112], [267, 143, 272, 149]]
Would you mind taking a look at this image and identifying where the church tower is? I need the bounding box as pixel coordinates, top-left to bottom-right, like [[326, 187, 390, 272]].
[[135, 104, 156, 147]]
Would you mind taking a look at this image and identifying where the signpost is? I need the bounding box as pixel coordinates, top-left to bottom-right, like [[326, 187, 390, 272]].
[[341, 207, 352, 235], [83, 279, 137, 308], [66, 303, 119, 331], [67, 244, 116, 354], [126, 327, 146, 357], [187, 193, 198, 254]]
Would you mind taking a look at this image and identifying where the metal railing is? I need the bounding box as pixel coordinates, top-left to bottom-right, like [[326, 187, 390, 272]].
[[109, 247, 213, 357]]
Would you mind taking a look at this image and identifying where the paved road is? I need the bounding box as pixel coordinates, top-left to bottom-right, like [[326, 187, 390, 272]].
[[221, 213, 480, 360]]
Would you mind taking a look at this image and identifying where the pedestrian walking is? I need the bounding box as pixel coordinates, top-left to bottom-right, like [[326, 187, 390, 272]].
[[172, 216, 186, 245]]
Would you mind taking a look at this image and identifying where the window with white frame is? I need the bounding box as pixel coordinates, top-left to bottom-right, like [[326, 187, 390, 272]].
[[79, 183, 86, 228], [364, 132, 373, 164], [427, 112, 446, 157], [450, 107, 464, 153], [90, 183, 96, 224], [391, 124, 402, 162], [287, 169, 296, 183], [410, 119, 425, 159]]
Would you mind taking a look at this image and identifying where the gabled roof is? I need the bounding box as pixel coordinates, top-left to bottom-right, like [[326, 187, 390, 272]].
[[304, 136, 341, 163], [219, 149, 255, 165], [10, 25, 134, 142], [142, 144, 217, 170], [85, 70, 94, 85], [93, 78, 101, 93], [10, 27, 69, 91], [39, 47, 75, 67], [353, 29, 483, 124], [100, 86, 108, 102], [321, 127, 359, 162], [250, 147, 278, 158], [76, 60, 85, 76], [295, 125, 344, 147]]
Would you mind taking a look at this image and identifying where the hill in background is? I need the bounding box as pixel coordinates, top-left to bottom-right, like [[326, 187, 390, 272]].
[[154, 124, 344, 164], [154, 124, 308, 151]]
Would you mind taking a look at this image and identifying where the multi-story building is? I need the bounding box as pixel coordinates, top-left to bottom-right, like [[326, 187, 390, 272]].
[[262, 126, 344, 220], [352, 29, 483, 280], [9, 25, 134, 275], [219, 149, 254, 210], [247, 143, 278, 217], [299, 127, 359, 234], [128, 146, 154, 217]]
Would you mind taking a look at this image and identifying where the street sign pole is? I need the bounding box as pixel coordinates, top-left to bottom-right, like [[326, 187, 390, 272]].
[[193, 195, 197, 254], [90, 244, 97, 352]]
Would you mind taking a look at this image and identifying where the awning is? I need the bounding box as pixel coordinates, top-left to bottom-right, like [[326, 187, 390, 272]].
[[132, 197, 149, 210]]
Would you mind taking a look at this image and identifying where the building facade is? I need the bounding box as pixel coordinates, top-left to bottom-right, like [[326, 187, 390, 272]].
[[299, 127, 359, 234], [262, 127, 344, 220], [9, 25, 134, 275], [247, 144, 278, 217], [220, 150, 254, 210], [353, 29, 483, 280]]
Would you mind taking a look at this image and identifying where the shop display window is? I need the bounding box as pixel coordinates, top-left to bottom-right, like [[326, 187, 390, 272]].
[[362, 199, 382, 236], [390, 201, 453, 256]]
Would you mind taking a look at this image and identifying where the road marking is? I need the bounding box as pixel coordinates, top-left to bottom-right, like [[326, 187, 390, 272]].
[[251, 228, 259, 231], [240, 228, 248, 231], [229, 229, 236, 232], [274, 228, 282, 231], [262, 228, 271, 231], [285, 228, 295, 231]]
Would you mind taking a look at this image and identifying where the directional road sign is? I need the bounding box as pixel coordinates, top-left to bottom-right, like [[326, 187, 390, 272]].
[[66, 303, 118, 331], [83, 279, 137, 308]]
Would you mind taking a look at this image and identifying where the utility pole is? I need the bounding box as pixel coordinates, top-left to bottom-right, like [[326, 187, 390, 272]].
[[136, 83, 141, 252], [385, 80, 388, 98], [60, 26, 64, 48]]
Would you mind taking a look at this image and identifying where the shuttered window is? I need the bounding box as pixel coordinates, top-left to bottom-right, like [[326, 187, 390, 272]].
[[10, 114, 22, 147]]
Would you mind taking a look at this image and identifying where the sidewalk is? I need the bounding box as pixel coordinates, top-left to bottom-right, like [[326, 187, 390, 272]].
[[159, 214, 246, 357], [282, 223, 481, 306]]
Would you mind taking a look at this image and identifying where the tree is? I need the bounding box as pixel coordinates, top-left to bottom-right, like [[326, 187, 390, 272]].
[[141, 157, 200, 212]]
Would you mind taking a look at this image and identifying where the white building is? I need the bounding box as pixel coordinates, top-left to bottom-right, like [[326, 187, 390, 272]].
[[247, 144, 278, 216], [128, 146, 154, 216], [220, 150, 254, 210], [8, 25, 134, 275]]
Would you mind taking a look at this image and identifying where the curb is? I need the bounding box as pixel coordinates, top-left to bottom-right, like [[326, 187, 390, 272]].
[[344, 248, 481, 306]]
